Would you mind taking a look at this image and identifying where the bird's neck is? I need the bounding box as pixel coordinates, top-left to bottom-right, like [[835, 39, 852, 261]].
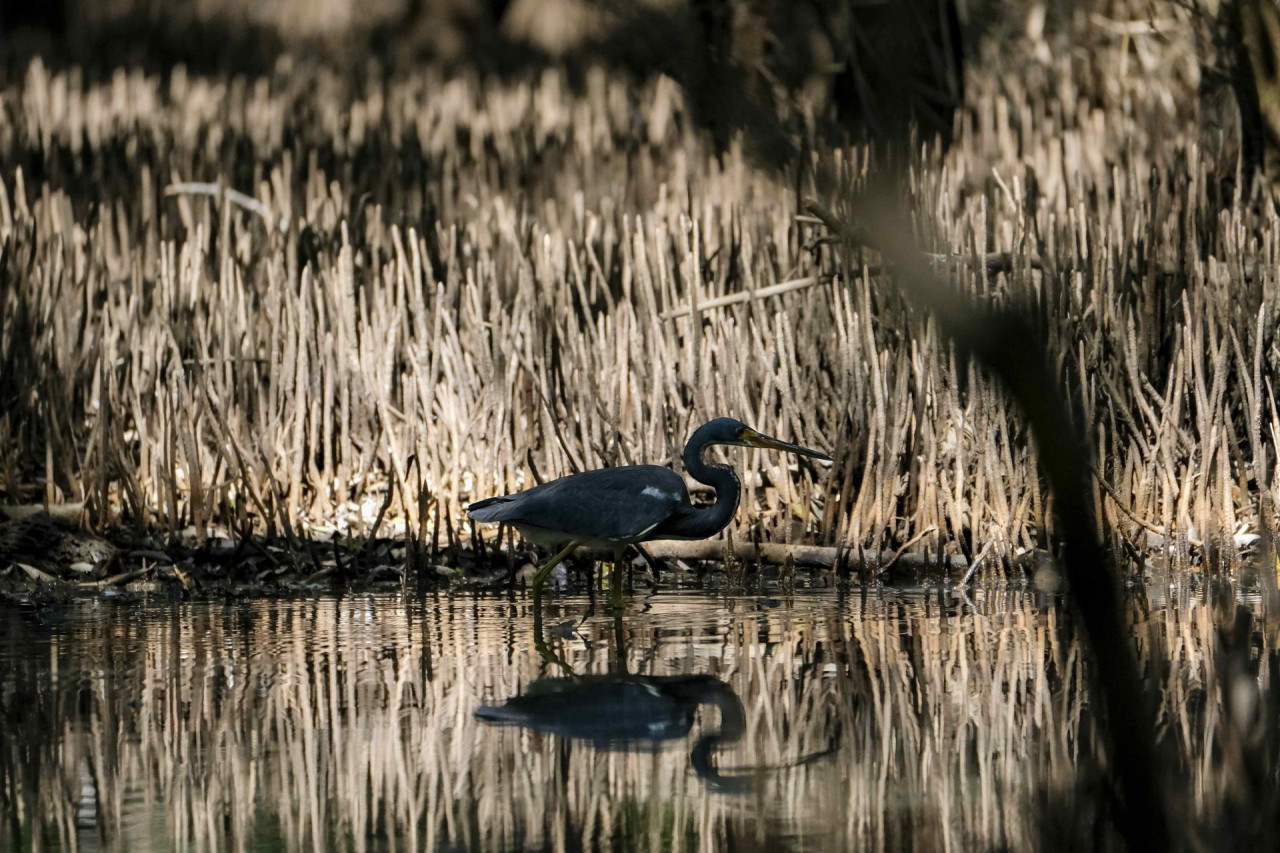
[[681, 436, 742, 539], [688, 680, 748, 792]]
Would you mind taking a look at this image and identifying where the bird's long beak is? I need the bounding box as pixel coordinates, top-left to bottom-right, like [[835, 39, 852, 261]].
[[741, 429, 832, 461]]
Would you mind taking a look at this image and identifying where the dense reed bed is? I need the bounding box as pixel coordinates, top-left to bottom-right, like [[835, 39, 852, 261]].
[[0, 2, 1276, 570]]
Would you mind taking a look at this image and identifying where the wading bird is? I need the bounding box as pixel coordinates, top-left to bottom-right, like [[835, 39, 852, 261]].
[[467, 417, 830, 602]]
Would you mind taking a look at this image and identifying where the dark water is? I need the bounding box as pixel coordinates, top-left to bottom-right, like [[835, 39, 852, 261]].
[[0, 580, 1238, 851]]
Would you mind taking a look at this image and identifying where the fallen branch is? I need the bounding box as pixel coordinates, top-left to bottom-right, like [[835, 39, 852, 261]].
[[661, 249, 1256, 322], [642, 539, 970, 571], [165, 182, 285, 230], [80, 566, 152, 589], [661, 276, 819, 319], [0, 502, 84, 522], [660, 249, 1043, 320]]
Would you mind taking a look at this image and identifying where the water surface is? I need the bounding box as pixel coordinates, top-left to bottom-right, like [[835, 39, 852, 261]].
[[0, 580, 1232, 851]]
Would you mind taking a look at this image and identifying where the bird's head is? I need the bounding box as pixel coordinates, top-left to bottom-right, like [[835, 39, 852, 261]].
[[697, 417, 832, 461]]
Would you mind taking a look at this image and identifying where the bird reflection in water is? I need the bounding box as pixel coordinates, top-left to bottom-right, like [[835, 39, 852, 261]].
[[477, 671, 752, 793], [477, 606, 835, 792]]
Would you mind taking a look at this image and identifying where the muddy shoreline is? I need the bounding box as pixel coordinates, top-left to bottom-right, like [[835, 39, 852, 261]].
[[3, 509, 1256, 607]]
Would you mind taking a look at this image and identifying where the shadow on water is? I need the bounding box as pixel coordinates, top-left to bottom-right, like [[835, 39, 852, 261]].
[[0, 578, 1272, 851], [478, 606, 838, 796], [476, 672, 754, 794]]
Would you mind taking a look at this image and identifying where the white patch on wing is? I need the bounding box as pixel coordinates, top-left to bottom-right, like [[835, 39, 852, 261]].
[[601, 519, 664, 545], [641, 486, 671, 500]]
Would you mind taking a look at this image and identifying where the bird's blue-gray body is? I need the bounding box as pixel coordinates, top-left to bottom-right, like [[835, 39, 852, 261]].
[[473, 674, 701, 742], [466, 464, 709, 548]]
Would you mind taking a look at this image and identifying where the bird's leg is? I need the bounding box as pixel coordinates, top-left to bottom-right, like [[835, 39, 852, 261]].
[[610, 545, 625, 611], [531, 541, 580, 599], [611, 606, 627, 674], [633, 543, 663, 587], [531, 597, 573, 675]]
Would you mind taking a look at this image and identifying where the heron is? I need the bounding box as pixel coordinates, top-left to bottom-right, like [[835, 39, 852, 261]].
[[466, 417, 831, 603]]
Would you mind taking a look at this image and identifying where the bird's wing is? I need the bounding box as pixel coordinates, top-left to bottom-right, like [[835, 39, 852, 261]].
[[466, 466, 686, 542]]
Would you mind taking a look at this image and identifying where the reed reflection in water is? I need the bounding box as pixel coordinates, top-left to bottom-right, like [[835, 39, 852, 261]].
[[0, 582, 1246, 851]]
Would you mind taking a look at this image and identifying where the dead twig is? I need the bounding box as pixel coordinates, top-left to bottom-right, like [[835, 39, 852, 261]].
[[877, 525, 939, 575]]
